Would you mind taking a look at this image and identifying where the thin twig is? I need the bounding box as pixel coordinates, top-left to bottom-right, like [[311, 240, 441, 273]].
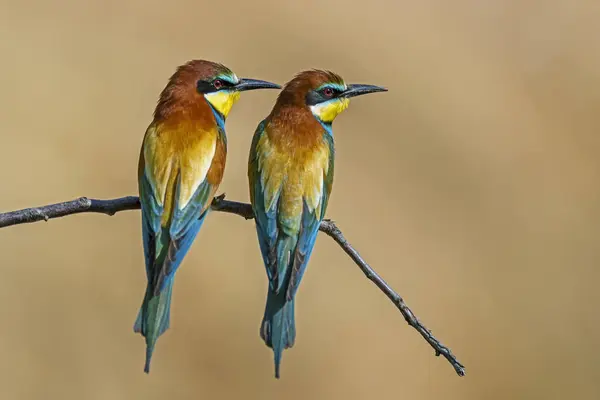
[[0, 194, 465, 376], [319, 220, 465, 376]]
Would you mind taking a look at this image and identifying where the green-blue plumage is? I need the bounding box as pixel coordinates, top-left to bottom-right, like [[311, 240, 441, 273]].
[[135, 165, 216, 373], [249, 119, 334, 378]]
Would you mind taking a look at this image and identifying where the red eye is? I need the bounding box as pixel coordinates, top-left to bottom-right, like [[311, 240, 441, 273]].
[[213, 79, 223, 89], [323, 87, 334, 97]]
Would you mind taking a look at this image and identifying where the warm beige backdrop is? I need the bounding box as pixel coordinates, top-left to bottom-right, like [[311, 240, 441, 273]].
[[1, 0, 599, 399]]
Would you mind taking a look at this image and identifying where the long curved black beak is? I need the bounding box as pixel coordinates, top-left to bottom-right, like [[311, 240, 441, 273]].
[[342, 84, 388, 98], [235, 78, 281, 92]]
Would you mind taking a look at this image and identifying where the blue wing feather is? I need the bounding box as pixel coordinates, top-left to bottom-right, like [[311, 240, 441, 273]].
[[251, 120, 282, 289], [285, 201, 320, 300], [152, 176, 215, 295], [139, 172, 163, 280]]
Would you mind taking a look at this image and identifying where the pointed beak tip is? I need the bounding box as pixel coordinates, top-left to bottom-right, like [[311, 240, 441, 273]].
[[343, 84, 389, 98], [369, 85, 388, 93], [236, 78, 282, 91]]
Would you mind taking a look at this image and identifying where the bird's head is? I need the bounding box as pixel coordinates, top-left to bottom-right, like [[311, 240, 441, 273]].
[[155, 60, 280, 121], [274, 70, 387, 124]]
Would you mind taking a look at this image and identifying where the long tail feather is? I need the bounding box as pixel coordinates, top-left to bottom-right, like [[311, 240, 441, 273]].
[[134, 278, 174, 373], [260, 289, 296, 379]]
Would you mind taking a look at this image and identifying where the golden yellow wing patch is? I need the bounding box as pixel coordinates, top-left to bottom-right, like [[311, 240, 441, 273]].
[[177, 131, 217, 208], [256, 132, 330, 229], [302, 144, 330, 217], [256, 133, 286, 212], [143, 123, 218, 218]]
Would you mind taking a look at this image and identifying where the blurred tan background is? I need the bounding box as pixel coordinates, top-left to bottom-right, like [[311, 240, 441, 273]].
[[1, 0, 599, 398]]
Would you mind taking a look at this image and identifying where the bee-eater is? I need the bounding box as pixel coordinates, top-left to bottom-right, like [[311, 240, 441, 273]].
[[248, 70, 387, 378], [135, 60, 280, 373]]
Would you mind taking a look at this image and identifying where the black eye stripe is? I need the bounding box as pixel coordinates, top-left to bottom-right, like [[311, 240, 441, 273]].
[[197, 78, 235, 94], [306, 86, 342, 105], [213, 79, 234, 87]]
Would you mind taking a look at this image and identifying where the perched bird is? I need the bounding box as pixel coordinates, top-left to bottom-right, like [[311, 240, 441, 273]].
[[248, 70, 387, 378], [136, 60, 280, 373]]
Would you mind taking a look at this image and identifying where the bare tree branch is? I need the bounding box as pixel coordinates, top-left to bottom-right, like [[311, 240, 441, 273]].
[[0, 194, 465, 376]]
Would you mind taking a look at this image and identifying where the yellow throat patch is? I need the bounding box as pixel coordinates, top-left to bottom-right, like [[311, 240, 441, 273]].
[[204, 90, 241, 117], [309, 98, 350, 123]]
